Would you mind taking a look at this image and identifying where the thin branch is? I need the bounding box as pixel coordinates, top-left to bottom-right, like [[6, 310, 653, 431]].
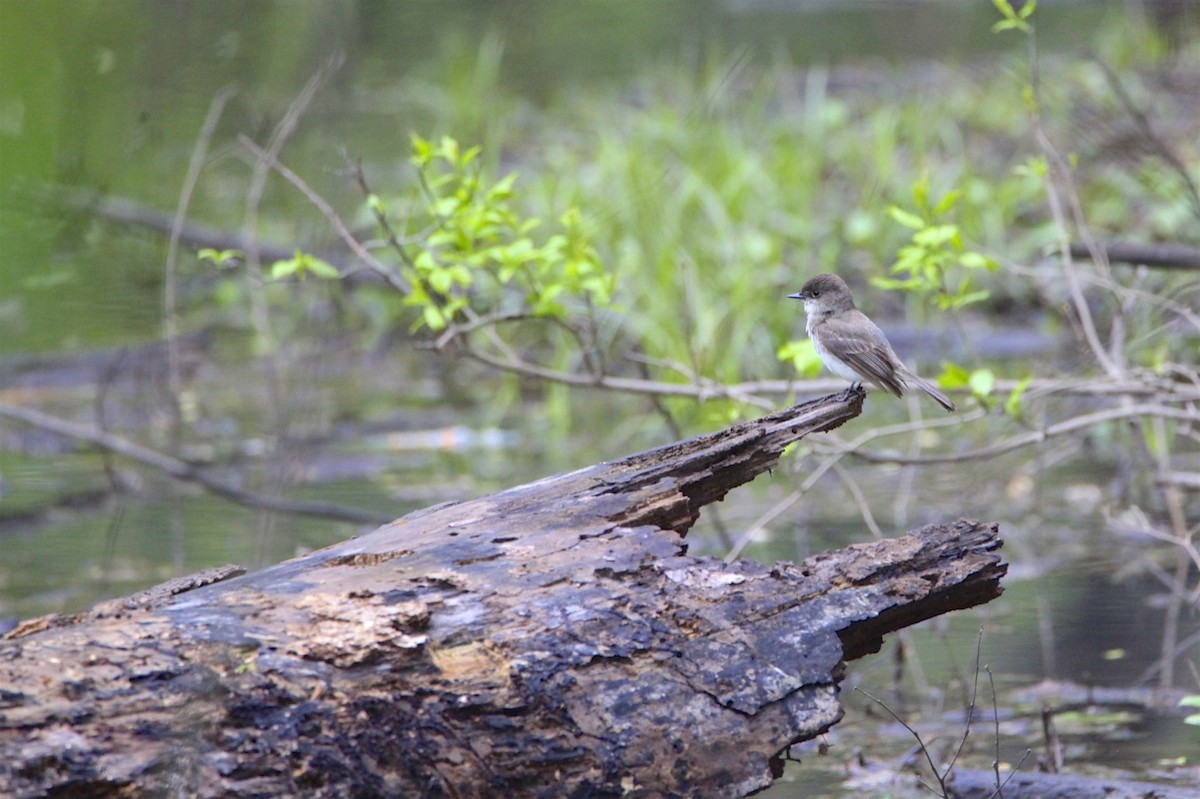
[[237, 135, 411, 294], [0, 402, 392, 527], [1067, 241, 1200, 271], [831, 460, 884, 539], [432, 311, 537, 349], [942, 628, 984, 779], [855, 686, 949, 797], [848, 402, 1200, 466], [1036, 126, 1121, 378], [165, 85, 238, 415], [724, 441, 853, 563], [241, 54, 344, 358], [350, 156, 422, 271], [1091, 54, 1200, 220], [460, 345, 779, 410]]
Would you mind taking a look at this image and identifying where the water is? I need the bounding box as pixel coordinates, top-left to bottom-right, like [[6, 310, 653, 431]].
[[2, 0, 1197, 794]]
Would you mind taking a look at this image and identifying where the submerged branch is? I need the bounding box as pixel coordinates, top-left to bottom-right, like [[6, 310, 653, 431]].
[[0, 402, 392, 526]]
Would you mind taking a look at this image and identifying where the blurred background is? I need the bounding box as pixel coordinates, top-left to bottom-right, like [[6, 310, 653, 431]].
[[2, 1, 1199, 795]]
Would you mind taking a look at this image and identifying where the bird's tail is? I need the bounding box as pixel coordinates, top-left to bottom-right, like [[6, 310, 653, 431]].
[[903, 370, 956, 413]]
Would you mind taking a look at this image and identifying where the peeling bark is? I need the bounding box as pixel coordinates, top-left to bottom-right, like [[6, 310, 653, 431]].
[[0, 391, 1006, 798]]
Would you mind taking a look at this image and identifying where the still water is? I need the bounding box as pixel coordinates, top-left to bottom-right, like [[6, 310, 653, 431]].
[[2, 1, 1198, 795]]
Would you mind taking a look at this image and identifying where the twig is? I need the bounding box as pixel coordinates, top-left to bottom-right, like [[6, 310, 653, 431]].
[[237, 135, 410, 293], [432, 311, 537, 350], [165, 85, 238, 421], [1036, 126, 1121, 378], [855, 685, 948, 797], [1067, 241, 1200, 271], [1091, 54, 1200, 220], [831, 460, 883, 539], [241, 54, 344, 360], [941, 628, 984, 780], [460, 345, 778, 409], [986, 666, 1003, 797], [1040, 704, 1063, 773], [726, 430, 878, 563], [0, 402, 392, 526], [350, 156, 423, 271], [848, 402, 1200, 466]]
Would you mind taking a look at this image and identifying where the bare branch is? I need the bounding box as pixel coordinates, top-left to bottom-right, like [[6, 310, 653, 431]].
[[0, 402, 392, 526], [849, 402, 1200, 466], [237, 135, 411, 294], [1067, 241, 1200, 271], [166, 85, 239, 413]]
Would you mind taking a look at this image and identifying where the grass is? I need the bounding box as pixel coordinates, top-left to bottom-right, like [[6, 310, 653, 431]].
[[349, 19, 1193, 434]]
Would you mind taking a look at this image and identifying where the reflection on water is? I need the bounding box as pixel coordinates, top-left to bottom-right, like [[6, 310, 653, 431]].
[[765, 569, 1200, 797]]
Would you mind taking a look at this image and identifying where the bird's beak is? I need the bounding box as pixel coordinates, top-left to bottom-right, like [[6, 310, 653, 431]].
[[787, 292, 804, 300]]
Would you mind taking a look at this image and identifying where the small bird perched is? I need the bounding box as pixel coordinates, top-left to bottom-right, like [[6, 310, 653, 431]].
[[788, 273, 955, 412]]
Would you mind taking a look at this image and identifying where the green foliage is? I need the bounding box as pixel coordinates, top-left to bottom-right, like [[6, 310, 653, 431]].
[[400, 134, 613, 331], [939, 363, 1005, 408], [270, 251, 339, 280], [1003, 375, 1033, 420], [873, 178, 999, 312], [195, 10, 1195, 435], [777, 339, 823, 378], [197, 248, 244, 269], [1182, 695, 1200, 727], [992, 0, 1036, 34]]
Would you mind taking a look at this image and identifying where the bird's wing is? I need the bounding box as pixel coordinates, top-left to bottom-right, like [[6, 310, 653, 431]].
[[818, 312, 906, 397]]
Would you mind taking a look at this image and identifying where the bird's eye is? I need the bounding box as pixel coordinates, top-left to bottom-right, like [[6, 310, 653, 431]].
[[812, 291, 820, 297]]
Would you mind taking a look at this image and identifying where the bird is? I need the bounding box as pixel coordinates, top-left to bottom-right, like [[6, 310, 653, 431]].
[[788, 273, 955, 412]]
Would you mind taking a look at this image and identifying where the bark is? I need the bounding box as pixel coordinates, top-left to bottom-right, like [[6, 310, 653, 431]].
[[0, 390, 1006, 798]]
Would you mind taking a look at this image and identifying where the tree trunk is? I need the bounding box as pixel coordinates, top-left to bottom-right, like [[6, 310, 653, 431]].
[[1, 390, 1006, 798]]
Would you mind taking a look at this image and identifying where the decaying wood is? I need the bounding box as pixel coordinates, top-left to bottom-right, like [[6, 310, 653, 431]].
[[0, 390, 1006, 798]]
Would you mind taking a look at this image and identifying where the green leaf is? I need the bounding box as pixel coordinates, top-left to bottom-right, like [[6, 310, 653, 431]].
[[969, 368, 996, 397], [913, 224, 960, 247], [440, 135, 459, 165], [304, 256, 340, 279], [422, 303, 447, 331], [887, 205, 926, 230], [1003, 376, 1032, 418], [428, 267, 454, 295], [911, 178, 929, 212], [271, 257, 300, 279], [952, 289, 991, 308], [959, 251, 996, 270], [937, 362, 971, 390], [271, 251, 338, 280], [410, 133, 432, 165], [198, 248, 243, 267], [870, 276, 916, 291], [777, 339, 823, 377], [933, 189, 962, 216]]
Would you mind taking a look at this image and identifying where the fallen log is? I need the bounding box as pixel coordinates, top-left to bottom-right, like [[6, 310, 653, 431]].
[[1, 389, 1006, 798], [948, 768, 1200, 799]]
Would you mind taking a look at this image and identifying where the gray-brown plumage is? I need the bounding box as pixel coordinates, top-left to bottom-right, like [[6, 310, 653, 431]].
[[788, 273, 955, 412]]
